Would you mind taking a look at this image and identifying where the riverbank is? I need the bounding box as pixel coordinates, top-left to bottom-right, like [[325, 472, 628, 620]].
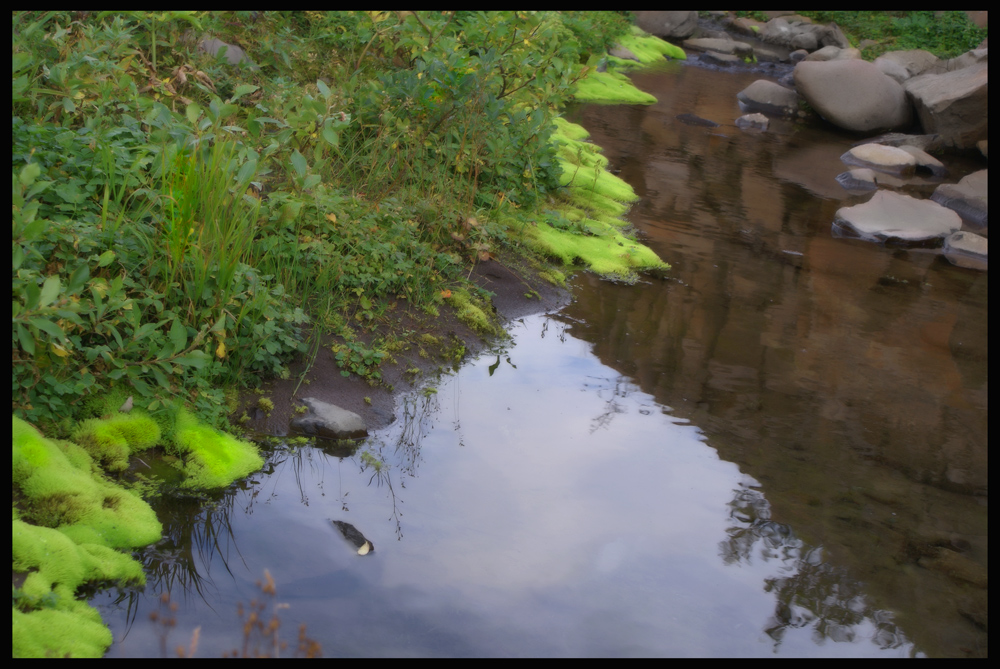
[[13, 12, 677, 656]]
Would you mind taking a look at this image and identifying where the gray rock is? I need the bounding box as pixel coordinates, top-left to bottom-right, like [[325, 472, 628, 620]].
[[701, 51, 740, 67], [943, 231, 988, 270], [894, 145, 948, 177], [634, 11, 698, 39], [794, 59, 912, 133], [789, 49, 809, 63], [736, 79, 800, 117], [790, 31, 818, 52], [682, 37, 741, 55], [931, 169, 988, 227], [289, 397, 368, 440], [841, 144, 917, 175], [874, 49, 942, 81], [834, 191, 962, 244], [854, 132, 944, 153], [835, 168, 882, 191], [199, 37, 258, 69], [735, 113, 769, 131], [904, 60, 988, 149], [804, 45, 862, 61], [609, 44, 639, 63], [874, 57, 911, 84]]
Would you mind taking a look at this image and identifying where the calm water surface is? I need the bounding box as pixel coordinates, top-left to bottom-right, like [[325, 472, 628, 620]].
[[92, 62, 986, 657]]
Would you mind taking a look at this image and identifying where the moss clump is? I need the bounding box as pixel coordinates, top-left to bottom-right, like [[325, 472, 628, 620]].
[[521, 118, 669, 282], [170, 409, 264, 489], [257, 397, 275, 416], [572, 68, 658, 105], [446, 289, 500, 337], [12, 416, 161, 657], [613, 27, 687, 64], [13, 417, 163, 549], [70, 413, 162, 472]]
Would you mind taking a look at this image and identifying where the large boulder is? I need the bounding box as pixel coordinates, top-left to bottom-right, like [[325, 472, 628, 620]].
[[794, 59, 912, 133], [737, 79, 800, 117], [904, 60, 988, 149], [634, 11, 699, 39], [834, 191, 962, 244], [761, 17, 850, 52]]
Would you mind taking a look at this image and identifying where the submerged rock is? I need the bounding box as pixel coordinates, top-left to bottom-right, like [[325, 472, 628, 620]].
[[735, 113, 769, 131], [943, 231, 988, 270], [833, 191, 961, 244], [676, 113, 719, 128], [331, 520, 374, 556]]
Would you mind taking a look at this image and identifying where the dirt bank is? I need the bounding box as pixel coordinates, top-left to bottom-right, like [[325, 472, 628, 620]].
[[233, 253, 571, 439]]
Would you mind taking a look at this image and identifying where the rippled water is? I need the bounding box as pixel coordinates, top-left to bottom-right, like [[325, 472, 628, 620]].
[[91, 62, 986, 658]]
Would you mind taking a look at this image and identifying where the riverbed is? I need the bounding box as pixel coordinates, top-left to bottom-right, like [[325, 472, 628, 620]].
[[92, 60, 987, 658]]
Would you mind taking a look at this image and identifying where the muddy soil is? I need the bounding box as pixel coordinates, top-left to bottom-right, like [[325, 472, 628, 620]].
[[233, 254, 571, 439]]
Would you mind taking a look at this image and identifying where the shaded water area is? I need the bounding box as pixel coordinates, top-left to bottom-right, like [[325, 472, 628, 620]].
[[91, 62, 986, 657]]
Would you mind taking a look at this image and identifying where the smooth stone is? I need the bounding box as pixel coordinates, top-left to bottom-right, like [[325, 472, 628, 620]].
[[289, 397, 368, 439], [795, 59, 911, 133], [841, 144, 917, 175], [736, 79, 800, 116], [834, 191, 961, 244], [931, 169, 988, 227]]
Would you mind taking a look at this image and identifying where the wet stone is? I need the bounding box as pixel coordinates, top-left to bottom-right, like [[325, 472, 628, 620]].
[[289, 397, 368, 440], [833, 191, 961, 244], [841, 143, 917, 176]]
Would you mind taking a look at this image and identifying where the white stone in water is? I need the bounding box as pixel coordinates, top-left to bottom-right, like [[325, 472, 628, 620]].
[[841, 143, 917, 174], [834, 191, 961, 243]]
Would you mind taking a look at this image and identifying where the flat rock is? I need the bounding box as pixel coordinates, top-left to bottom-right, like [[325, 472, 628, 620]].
[[289, 397, 368, 440], [841, 143, 917, 175], [736, 79, 800, 117], [931, 169, 988, 227], [834, 191, 961, 244]]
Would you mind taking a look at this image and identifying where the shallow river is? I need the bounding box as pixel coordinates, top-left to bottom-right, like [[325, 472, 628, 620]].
[[93, 62, 987, 657]]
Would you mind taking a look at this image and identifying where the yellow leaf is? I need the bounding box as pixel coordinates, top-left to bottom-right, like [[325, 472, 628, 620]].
[[52, 343, 70, 358], [216, 339, 227, 359], [325, 213, 337, 224]]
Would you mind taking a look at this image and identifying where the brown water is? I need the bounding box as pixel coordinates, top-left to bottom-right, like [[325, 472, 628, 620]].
[[559, 62, 988, 657], [91, 63, 986, 658]]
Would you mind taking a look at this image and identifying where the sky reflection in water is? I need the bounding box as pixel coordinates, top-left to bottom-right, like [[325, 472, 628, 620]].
[[95, 314, 915, 657]]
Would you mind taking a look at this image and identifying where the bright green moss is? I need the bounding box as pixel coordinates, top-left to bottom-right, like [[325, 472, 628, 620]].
[[519, 118, 670, 282], [572, 69, 658, 105], [12, 417, 159, 658], [446, 288, 500, 337], [13, 417, 163, 549], [614, 28, 687, 64], [170, 409, 264, 489], [71, 414, 162, 472]]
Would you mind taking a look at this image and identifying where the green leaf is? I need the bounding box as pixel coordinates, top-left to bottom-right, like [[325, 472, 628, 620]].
[[168, 319, 188, 350], [186, 102, 202, 125], [18, 163, 41, 186], [290, 150, 308, 179], [321, 124, 340, 147], [229, 84, 260, 103], [98, 250, 116, 267], [29, 317, 65, 339], [17, 323, 35, 355], [175, 351, 211, 368], [316, 78, 332, 99], [39, 275, 61, 308]]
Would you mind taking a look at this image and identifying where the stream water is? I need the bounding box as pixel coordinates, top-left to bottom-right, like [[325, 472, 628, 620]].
[[92, 62, 987, 657]]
